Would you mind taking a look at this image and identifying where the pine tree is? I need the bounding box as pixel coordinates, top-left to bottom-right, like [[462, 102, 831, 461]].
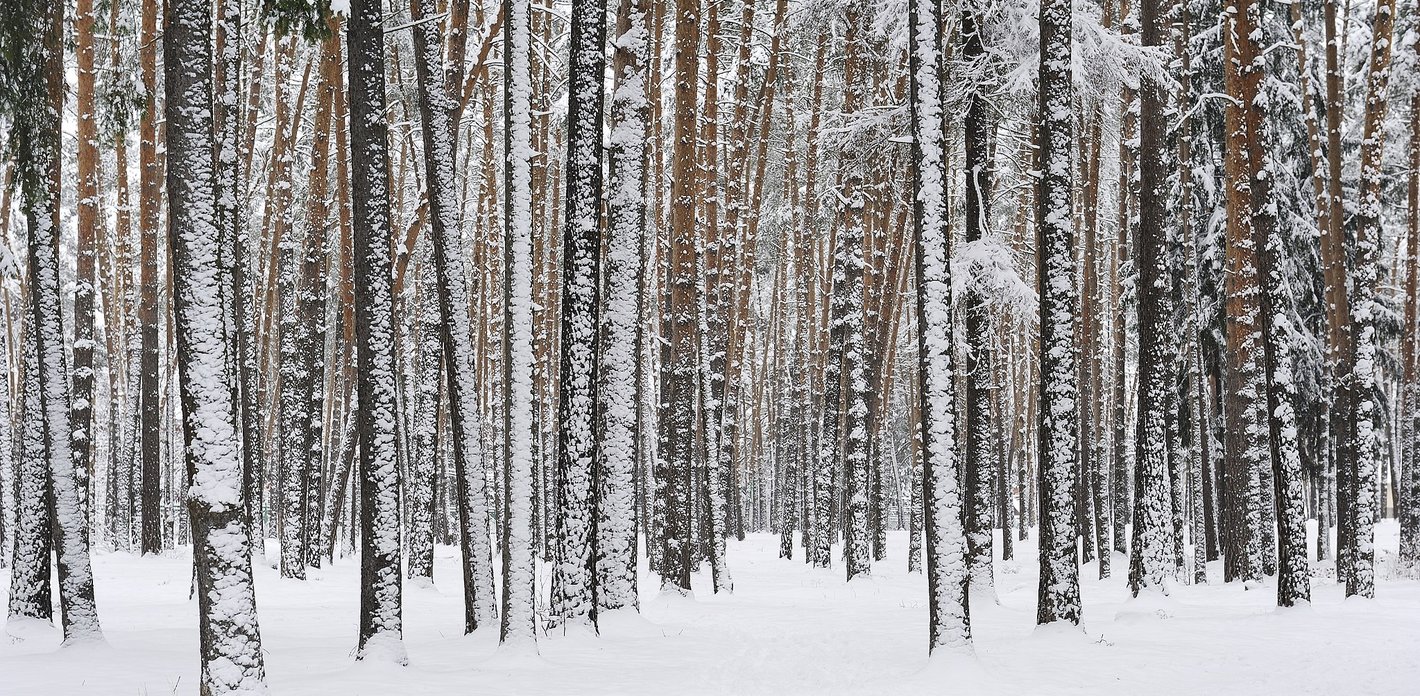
[[909, 0, 971, 652], [163, 0, 267, 685], [1035, 0, 1083, 627], [348, 0, 406, 661], [409, 0, 498, 631], [598, 0, 651, 615], [961, 0, 996, 595], [7, 322, 53, 622], [1344, 0, 1399, 600], [138, 0, 163, 558], [551, 0, 608, 627], [500, 0, 540, 645], [2, 0, 105, 642], [1130, 0, 1179, 596]]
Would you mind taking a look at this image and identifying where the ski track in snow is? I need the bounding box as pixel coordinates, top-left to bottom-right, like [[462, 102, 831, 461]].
[[2, 523, 1417, 695]]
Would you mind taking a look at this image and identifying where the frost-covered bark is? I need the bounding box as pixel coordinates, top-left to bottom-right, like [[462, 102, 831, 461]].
[[1129, 0, 1178, 597], [1344, 0, 1398, 600], [1228, 0, 1310, 606], [8, 322, 53, 622], [551, 0, 608, 627], [348, 0, 406, 661], [598, 0, 650, 615], [837, 4, 872, 583], [278, 234, 309, 580], [6, 0, 104, 642], [163, 0, 268, 686], [409, 0, 497, 631], [909, 0, 971, 653], [407, 257, 440, 584], [960, 1, 995, 594], [500, 0, 539, 645], [1035, 0, 1082, 627], [1402, 58, 1420, 571]]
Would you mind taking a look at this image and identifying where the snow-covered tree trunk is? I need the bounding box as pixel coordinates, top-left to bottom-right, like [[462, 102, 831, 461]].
[[348, 0, 406, 661], [6, 0, 105, 642], [1128, 0, 1178, 597], [1230, 0, 1311, 606], [960, 0, 995, 595], [301, 29, 340, 571], [551, 0, 608, 627], [278, 231, 309, 579], [598, 0, 651, 615], [214, 0, 263, 555], [1035, 0, 1082, 627], [8, 322, 53, 622], [1344, 0, 1398, 600], [408, 0, 497, 632], [407, 256, 440, 584], [500, 0, 539, 645], [72, 0, 100, 506], [163, 0, 268, 686], [909, 0, 971, 653]]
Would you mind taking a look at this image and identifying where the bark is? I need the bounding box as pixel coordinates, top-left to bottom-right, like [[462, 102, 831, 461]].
[[164, 0, 269, 686], [499, 0, 539, 645], [598, 0, 651, 614], [909, 0, 972, 652], [1344, 0, 1398, 599], [551, 0, 608, 626], [409, 0, 498, 632], [961, 1, 996, 593], [349, 0, 407, 661], [659, 0, 701, 593], [139, 0, 164, 557], [1128, 0, 1177, 596], [1036, 0, 1082, 626]]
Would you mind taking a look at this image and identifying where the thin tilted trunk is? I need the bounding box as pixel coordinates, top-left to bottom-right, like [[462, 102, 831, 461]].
[[1036, 0, 1082, 626], [138, 0, 164, 557], [598, 0, 651, 613], [349, 0, 406, 661], [1344, 0, 1398, 599], [1111, 0, 1136, 557], [909, 0, 971, 652], [165, 0, 267, 685], [1400, 39, 1420, 569], [409, 0, 497, 631], [1128, 0, 1177, 596], [1321, 0, 1354, 588], [499, 0, 539, 645]]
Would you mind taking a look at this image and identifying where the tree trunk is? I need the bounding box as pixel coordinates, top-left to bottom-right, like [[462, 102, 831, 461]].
[[909, 0, 972, 652], [1035, 0, 1082, 627], [1128, 0, 1177, 596], [499, 0, 539, 645], [348, 0, 406, 661], [598, 0, 651, 614], [164, 0, 268, 686]]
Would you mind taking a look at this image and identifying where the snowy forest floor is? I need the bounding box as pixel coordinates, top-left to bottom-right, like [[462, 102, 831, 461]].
[[3, 523, 1417, 695]]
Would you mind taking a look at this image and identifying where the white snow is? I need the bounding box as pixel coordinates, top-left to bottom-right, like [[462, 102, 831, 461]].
[[5, 525, 1417, 694]]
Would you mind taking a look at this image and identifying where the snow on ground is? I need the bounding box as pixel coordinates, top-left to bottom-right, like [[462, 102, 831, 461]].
[[3, 522, 1417, 695]]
